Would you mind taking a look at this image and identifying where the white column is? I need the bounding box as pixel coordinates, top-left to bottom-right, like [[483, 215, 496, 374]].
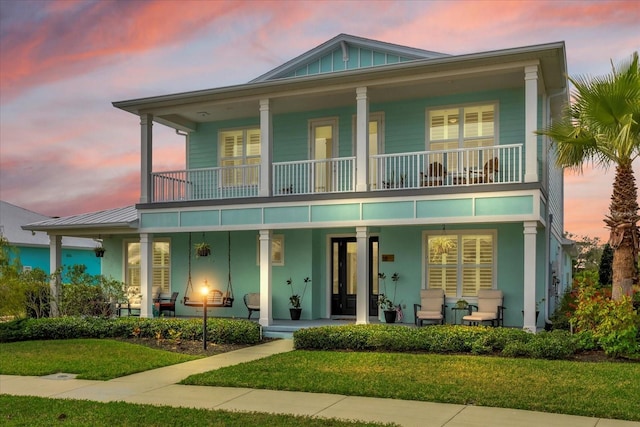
[[48, 234, 62, 317], [523, 221, 538, 332], [140, 233, 154, 318], [355, 87, 369, 192], [524, 65, 539, 183], [356, 226, 370, 324], [259, 230, 273, 326], [259, 99, 272, 197], [140, 114, 153, 203]]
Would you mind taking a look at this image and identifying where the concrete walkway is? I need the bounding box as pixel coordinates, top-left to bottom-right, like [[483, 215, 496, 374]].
[[1, 339, 638, 427]]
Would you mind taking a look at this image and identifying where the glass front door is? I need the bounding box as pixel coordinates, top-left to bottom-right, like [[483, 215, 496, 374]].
[[331, 237, 379, 316]]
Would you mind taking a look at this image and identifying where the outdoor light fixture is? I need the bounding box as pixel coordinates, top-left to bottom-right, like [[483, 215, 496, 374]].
[[201, 282, 209, 350]]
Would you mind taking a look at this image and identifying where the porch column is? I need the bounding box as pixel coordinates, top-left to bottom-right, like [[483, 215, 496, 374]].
[[140, 233, 154, 318], [356, 226, 370, 324], [355, 87, 369, 192], [48, 234, 62, 317], [140, 113, 153, 203], [258, 230, 273, 326], [523, 221, 538, 332], [524, 64, 539, 183], [259, 99, 272, 197]]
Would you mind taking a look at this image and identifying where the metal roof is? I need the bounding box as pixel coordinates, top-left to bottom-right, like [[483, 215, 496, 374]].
[[22, 205, 138, 232], [1, 200, 98, 248]]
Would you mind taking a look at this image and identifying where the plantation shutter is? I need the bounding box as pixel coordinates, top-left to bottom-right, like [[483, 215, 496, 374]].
[[425, 233, 494, 298], [461, 234, 493, 297], [126, 241, 171, 294], [152, 242, 170, 293]]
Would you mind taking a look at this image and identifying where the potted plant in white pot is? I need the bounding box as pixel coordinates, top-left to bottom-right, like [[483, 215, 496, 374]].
[[286, 277, 311, 320], [377, 272, 400, 323]]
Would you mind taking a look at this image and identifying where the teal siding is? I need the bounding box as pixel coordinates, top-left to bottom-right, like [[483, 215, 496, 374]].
[[11, 245, 100, 275], [141, 212, 179, 228], [221, 208, 262, 225], [475, 195, 533, 216], [181, 210, 219, 227], [416, 199, 473, 218], [264, 206, 308, 224], [362, 201, 413, 220], [311, 204, 359, 222]]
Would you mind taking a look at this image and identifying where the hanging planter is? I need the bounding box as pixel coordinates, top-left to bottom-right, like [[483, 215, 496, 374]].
[[94, 247, 106, 258], [430, 236, 455, 255], [195, 242, 211, 258]]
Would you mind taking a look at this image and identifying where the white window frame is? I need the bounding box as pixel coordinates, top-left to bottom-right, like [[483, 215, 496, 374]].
[[124, 238, 171, 294], [256, 234, 284, 266], [423, 229, 497, 299], [426, 102, 498, 148], [218, 126, 261, 187]]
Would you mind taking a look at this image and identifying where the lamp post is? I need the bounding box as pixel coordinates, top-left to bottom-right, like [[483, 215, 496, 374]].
[[201, 283, 209, 350]]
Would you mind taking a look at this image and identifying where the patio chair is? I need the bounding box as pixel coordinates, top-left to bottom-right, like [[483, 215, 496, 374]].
[[243, 292, 260, 319], [116, 287, 141, 317], [462, 289, 505, 326], [413, 289, 446, 326], [421, 162, 447, 187], [474, 157, 499, 183], [158, 291, 179, 317]]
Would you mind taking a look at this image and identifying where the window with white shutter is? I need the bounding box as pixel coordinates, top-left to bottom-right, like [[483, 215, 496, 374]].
[[427, 104, 496, 172], [425, 232, 494, 297], [125, 240, 171, 294], [219, 128, 261, 186]]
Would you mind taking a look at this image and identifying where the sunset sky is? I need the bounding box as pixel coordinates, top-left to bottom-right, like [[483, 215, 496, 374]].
[[1, 0, 638, 242]]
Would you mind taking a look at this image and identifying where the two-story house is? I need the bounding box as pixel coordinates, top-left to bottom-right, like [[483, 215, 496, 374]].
[[25, 34, 575, 331]]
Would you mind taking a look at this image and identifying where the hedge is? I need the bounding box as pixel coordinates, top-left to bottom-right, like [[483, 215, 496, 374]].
[[0, 317, 261, 345], [294, 324, 578, 360]]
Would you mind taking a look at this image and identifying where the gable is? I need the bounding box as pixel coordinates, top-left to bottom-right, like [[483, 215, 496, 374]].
[[251, 33, 448, 82]]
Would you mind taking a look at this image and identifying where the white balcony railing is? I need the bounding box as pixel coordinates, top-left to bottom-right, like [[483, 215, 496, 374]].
[[370, 144, 522, 190], [150, 145, 523, 202], [272, 157, 355, 196], [152, 164, 260, 202]]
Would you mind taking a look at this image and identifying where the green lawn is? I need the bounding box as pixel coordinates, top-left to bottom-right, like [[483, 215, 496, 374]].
[[182, 350, 640, 421], [0, 339, 199, 380], [0, 395, 391, 427]]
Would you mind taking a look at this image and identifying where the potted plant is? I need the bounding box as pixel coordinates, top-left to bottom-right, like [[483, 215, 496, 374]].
[[430, 236, 456, 256], [94, 246, 106, 258], [377, 272, 400, 323], [286, 277, 311, 320], [455, 299, 468, 310], [195, 242, 211, 258]]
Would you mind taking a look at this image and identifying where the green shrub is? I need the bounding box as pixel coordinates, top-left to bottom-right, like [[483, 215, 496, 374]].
[[294, 324, 577, 360], [0, 317, 261, 345], [502, 341, 530, 358], [571, 283, 639, 357], [525, 330, 576, 359]]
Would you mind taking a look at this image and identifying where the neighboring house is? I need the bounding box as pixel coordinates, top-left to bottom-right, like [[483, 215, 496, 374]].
[[1, 200, 101, 275], [24, 34, 576, 331]]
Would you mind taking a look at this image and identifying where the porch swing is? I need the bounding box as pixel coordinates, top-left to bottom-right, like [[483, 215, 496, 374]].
[[182, 232, 235, 308]]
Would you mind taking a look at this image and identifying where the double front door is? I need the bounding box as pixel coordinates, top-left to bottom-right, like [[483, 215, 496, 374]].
[[330, 237, 379, 316]]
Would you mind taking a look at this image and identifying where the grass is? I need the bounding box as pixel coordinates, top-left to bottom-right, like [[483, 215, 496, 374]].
[[0, 339, 200, 380], [182, 350, 640, 421], [0, 395, 391, 427]]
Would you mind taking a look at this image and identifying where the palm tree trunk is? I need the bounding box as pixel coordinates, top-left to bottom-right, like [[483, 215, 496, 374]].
[[605, 163, 639, 300]]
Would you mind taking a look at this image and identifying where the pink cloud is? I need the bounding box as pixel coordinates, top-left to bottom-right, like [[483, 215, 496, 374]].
[[0, 1, 245, 101]]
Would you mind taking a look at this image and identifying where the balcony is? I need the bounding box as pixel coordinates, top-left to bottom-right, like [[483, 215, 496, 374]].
[[150, 144, 523, 203]]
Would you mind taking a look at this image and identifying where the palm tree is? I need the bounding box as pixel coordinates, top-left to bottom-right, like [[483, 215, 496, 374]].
[[538, 52, 640, 300]]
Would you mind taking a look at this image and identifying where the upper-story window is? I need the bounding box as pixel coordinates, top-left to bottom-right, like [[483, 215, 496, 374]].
[[427, 104, 496, 172], [219, 128, 261, 186]]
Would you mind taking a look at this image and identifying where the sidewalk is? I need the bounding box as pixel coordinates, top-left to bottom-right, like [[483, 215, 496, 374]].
[[1, 339, 638, 427]]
